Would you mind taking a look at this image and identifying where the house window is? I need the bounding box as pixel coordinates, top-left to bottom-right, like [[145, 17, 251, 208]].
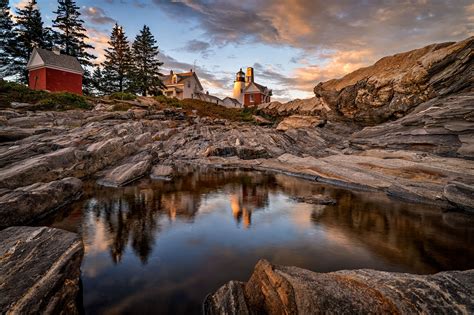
[[249, 94, 254, 102], [188, 81, 191, 88]]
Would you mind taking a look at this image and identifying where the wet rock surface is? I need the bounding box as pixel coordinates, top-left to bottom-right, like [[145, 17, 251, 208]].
[[0, 226, 83, 314], [204, 259, 474, 315], [0, 177, 83, 228]]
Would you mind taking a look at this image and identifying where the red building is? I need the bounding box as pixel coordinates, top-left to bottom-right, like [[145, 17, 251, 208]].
[[233, 67, 272, 107], [26, 48, 84, 95]]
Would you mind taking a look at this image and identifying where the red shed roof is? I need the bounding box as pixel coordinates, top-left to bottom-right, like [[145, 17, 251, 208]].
[[27, 48, 84, 75]]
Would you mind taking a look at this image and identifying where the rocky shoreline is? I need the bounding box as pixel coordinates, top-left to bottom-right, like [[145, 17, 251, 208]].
[[0, 36, 473, 313]]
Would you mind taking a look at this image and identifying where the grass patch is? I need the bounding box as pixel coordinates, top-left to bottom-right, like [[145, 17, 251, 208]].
[[154, 95, 183, 108], [111, 102, 133, 111], [110, 92, 137, 101]]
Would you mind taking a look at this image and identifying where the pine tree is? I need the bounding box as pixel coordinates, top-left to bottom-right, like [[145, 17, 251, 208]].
[[52, 0, 95, 66], [91, 65, 105, 96], [0, 0, 16, 78], [43, 27, 59, 50], [102, 24, 132, 93], [130, 25, 164, 96], [11, 0, 45, 83]]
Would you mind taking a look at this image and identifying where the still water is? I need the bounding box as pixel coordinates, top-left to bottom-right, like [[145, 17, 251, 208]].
[[42, 169, 474, 314]]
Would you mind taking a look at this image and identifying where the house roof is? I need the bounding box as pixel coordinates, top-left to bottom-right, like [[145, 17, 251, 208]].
[[244, 82, 272, 95], [26, 48, 84, 74], [195, 91, 222, 102], [161, 71, 203, 91]]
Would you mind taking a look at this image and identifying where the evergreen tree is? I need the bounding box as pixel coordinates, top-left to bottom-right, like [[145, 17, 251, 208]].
[[0, 0, 16, 78], [52, 0, 95, 66], [43, 27, 59, 50], [91, 65, 105, 96], [102, 24, 132, 93], [11, 0, 45, 83], [130, 25, 164, 96]]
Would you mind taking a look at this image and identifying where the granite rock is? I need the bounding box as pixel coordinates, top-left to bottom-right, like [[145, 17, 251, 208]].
[[204, 259, 474, 314], [0, 226, 84, 314], [0, 177, 83, 228]]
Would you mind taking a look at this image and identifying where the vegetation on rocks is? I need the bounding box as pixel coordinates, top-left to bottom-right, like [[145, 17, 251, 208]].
[[0, 79, 91, 110]]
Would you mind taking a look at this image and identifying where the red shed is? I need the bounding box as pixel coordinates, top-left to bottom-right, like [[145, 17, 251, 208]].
[[26, 48, 84, 95]]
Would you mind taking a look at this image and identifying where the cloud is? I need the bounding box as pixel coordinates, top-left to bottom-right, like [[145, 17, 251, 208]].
[[155, 0, 472, 54], [81, 6, 116, 25], [152, 0, 472, 99], [179, 39, 213, 58], [85, 27, 110, 64]]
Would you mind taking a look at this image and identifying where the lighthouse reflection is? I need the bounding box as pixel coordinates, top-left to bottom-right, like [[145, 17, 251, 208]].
[[41, 169, 474, 314]]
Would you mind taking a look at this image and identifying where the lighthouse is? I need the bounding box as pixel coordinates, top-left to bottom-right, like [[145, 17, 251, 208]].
[[233, 68, 245, 104], [232, 67, 272, 107]]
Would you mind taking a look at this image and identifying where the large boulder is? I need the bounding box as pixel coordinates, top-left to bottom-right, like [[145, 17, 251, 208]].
[[204, 260, 474, 314], [313, 36, 473, 125], [0, 177, 83, 228], [0, 226, 84, 314]]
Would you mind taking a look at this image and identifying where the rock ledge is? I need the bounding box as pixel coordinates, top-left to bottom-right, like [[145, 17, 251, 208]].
[[204, 259, 474, 314]]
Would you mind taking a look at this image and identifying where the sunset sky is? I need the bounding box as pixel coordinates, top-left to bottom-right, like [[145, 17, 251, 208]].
[[12, 0, 473, 101]]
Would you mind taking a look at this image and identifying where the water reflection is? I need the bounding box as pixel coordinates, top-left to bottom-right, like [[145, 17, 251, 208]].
[[40, 169, 474, 314]]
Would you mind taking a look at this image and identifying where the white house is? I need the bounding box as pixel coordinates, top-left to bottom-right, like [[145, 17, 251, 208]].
[[222, 97, 242, 108], [161, 70, 203, 100], [194, 91, 223, 104]]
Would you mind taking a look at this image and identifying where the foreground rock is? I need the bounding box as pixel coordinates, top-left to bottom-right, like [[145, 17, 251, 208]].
[[204, 259, 474, 314], [0, 177, 83, 228], [0, 226, 84, 314]]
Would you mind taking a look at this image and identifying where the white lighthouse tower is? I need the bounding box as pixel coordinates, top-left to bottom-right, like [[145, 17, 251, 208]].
[[233, 68, 245, 105]]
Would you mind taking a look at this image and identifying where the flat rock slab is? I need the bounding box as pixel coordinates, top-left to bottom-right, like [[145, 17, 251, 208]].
[[0, 226, 84, 314], [97, 155, 152, 187], [0, 177, 83, 228], [204, 259, 474, 314], [150, 164, 174, 179]]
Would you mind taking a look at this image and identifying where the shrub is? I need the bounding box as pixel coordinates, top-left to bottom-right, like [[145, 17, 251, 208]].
[[0, 79, 49, 107], [110, 92, 137, 100], [36, 92, 92, 110], [154, 95, 183, 107]]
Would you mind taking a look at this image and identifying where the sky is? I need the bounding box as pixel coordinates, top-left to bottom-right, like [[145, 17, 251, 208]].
[[12, 0, 474, 101]]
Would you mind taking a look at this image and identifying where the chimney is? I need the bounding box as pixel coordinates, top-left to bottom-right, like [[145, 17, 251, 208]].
[[190, 69, 193, 73], [170, 70, 174, 75], [52, 47, 61, 55], [246, 67, 254, 83]]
